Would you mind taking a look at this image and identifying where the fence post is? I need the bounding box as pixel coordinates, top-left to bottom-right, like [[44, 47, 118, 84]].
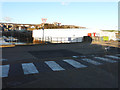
[[51, 37, 52, 43], [45, 37, 46, 42], [64, 37, 65, 43], [61, 37, 62, 43], [48, 37, 49, 42]]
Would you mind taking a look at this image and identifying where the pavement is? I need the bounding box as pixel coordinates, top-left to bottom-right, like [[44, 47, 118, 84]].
[[1, 41, 120, 88], [92, 41, 120, 48]]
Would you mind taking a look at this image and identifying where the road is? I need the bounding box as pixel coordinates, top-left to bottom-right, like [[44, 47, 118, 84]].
[[1, 42, 120, 88]]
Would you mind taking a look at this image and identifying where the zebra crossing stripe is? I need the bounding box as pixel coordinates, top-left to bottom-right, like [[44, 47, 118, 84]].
[[94, 57, 117, 63], [81, 58, 102, 65], [105, 55, 120, 59], [45, 61, 65, 71], [0, 65, 10, 77], [63, 59, 87, 68], [72, 56, 79, 58], [0, 59, 8, 61], [22, 63, 39, 75], [115, 54, 120, 56]]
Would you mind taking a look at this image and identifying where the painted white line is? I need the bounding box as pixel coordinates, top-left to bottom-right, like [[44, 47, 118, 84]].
[[72, 56, 79, 58], [81, 58, 102, 65], [22, 63, 39, 75], [0, 65, 10, 77], [94, 57, 117, 63], [45, 61, 65, 71], [115, 54, 120, 56], [0, 59, 8, 61], [63, 59, 87, 68], [105, 55, 120, 60]]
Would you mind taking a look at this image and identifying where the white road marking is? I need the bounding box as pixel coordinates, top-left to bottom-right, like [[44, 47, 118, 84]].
[[0, 59, 8, 61], [105, 55, 120, 60], [81, 58, 102, 65], [94, 57, 117, 63], [45, 61, 65, 71], [0, 65, 10, 77], [72, 56, 79, 58], [63, 59, 87, 68], [22, 63, 39, 75], [115, 54, 120, 56]]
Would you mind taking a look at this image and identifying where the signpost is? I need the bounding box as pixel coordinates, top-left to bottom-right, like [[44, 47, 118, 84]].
[[41, 18, 47, 43]]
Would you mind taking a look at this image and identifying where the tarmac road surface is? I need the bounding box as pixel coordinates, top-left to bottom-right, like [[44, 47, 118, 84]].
[[1, 43, 119, 88]]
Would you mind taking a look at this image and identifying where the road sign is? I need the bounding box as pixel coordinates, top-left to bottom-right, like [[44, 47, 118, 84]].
[[41, 18, 47, 23]]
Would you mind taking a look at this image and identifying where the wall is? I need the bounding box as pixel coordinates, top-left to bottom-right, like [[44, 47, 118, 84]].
[[33, 29, 99, 38], [99, 31, 117, 41]]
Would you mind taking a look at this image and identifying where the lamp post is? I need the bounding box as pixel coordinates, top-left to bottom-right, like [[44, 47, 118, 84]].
[[41, 18, 47, 43], [42, 24, 44, 43]]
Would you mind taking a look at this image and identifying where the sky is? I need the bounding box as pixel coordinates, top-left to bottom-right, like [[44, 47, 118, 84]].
[[1, 2, 118, 30]]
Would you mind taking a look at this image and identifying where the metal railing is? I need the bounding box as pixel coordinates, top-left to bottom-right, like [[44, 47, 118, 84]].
[[33, 37, 83, 43]]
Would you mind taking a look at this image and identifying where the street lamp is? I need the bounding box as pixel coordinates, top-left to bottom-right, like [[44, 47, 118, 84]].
[[41, 18, 47, 43], [42, 24, 44, 43]]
